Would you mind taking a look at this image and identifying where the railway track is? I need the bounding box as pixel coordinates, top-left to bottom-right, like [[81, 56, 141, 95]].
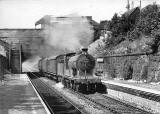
[[28, 72, 153, 114], [27, 72, 87, 114], [98, 93, 153, 114], [84, 93, 152, 114], [67, 84, 153, 114]]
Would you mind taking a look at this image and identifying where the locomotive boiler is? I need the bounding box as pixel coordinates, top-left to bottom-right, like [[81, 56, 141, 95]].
[[68, 48, 95, 77]]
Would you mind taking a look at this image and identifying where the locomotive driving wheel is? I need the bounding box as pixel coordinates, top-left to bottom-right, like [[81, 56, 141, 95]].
[[75, 83, 79, 92], [88, 83, 96, 94]]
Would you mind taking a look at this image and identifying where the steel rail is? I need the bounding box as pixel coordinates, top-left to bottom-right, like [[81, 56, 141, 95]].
[[68, 89, 121, 114], [97, 93, 153, 114], [67, 88, 152, 114], [27, 72, 55, 114], [28, 72, 87, 114]]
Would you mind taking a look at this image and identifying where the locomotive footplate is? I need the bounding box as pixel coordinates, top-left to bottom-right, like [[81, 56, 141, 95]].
[[68, 76, 101, 83]]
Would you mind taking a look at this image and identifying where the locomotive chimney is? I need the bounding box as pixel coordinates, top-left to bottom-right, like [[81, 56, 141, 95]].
[[81, 47, 88, 54]]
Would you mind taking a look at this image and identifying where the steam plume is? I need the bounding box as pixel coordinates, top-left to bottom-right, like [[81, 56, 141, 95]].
[[41, 15, 94, 57]]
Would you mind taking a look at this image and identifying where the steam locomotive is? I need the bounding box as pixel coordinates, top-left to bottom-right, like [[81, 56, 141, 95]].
[[38, 48, 106, 94]]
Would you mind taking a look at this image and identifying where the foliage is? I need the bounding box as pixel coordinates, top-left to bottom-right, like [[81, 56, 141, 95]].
[[94, 4, 160, 81], [100, 4, 160, 43], [108, 13, 121, 37], [130, 4, 160, 40], [151, 29, 160, 53], [108, 13, 133, 37]]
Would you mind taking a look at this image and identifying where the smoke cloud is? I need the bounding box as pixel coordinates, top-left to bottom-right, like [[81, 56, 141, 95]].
[[41, 15, 94, 57], [22, 56, 40, 72]]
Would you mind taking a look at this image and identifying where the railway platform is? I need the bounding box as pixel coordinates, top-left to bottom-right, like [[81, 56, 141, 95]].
[[0, 74, 49, 114], [102, 79, 160, 113]]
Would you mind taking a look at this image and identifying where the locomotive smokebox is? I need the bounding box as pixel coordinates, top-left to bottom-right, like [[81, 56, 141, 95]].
[[68, 48, 95, 75]]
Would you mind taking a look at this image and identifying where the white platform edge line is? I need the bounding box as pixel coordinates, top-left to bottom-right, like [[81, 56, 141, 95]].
[[26, 74, 51, 114], [102, 80, 160, 95]]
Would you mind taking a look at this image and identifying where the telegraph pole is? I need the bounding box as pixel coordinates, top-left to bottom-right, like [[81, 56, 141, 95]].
[[131, 1, 134, 9], [126, 0, 130, 11], [139, 0, 142, 24], [19, 43, 22, 73], [126, 0, 130, 40]]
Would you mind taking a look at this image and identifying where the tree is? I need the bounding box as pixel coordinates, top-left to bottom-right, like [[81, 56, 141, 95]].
[[109, 13, 121, 37], [136, 4, 160, 35]]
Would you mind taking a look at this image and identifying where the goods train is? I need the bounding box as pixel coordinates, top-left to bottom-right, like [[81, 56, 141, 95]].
[[38, 48, 106, 94]]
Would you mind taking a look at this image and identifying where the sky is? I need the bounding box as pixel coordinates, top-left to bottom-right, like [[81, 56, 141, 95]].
[[0, 0, 159, 28]]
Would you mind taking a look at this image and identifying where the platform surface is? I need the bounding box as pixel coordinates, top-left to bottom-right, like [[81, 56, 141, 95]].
[[0, 74, 48, 114], [102, 79, 160, 94], [102, 79, 160, 113]]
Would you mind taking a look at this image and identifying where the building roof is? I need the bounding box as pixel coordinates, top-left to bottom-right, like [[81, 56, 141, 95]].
[[123, 7, 140, 20], [35, 15, 99, 29], [35, 15, 52, 26]]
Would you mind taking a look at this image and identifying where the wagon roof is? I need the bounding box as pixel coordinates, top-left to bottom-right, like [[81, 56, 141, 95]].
[[43, 52, 76, 60], [56, 52, 76, 59]]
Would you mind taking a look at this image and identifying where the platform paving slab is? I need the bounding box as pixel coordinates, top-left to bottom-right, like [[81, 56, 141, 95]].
[[0, 74, 48, 114]]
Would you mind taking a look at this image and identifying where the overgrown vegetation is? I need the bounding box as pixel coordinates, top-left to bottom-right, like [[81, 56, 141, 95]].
[[98, 4, 160, 82], [101, 4, 160, 46]]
